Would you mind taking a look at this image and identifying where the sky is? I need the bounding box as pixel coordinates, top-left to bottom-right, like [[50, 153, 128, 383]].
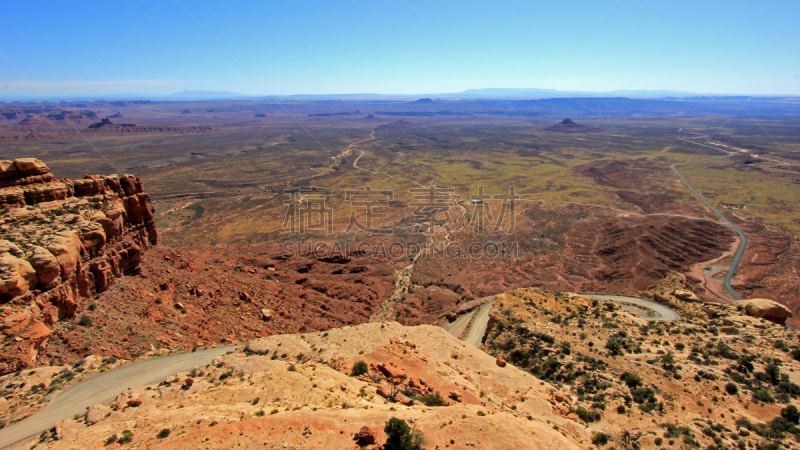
[[1, 0, 800, 99]]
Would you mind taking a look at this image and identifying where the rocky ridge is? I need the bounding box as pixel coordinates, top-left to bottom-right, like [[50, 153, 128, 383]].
[[0, 158, 158, 375]]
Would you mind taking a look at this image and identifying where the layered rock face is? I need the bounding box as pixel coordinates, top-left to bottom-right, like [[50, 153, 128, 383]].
[[0, 158, 157, 374]]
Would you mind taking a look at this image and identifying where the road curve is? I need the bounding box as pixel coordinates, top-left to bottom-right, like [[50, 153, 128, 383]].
[[447, 291, 680, 350], [672, 139, 746, 300], [581, 294, 682, 321], [0, 344, 241, 449], [462, 300, 496, 347]]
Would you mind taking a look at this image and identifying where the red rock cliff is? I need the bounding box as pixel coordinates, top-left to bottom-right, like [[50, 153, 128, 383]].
[[0, 158, 157, 374]]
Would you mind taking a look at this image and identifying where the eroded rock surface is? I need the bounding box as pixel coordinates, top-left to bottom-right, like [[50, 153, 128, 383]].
[[0, 159, 158, 374]]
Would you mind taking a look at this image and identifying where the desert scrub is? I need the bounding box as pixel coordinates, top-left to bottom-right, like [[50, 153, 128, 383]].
[[416, 392, 445, 407], [351, 361, 368, 376]]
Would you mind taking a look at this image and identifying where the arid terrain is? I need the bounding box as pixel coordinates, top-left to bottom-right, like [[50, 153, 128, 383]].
[[0, 97, 799, 448]]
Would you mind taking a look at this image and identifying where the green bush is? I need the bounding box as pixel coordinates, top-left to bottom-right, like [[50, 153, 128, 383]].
[[621, 372, 641, 388], [385, 417, 411, 448], [416, 392, 444, 407], [78, 315, 92, 327], [351, 361, 368, 376], [576, 407, 601, 423], [606, 339, 623, 356], [591, 432, 610, 446], [117, 430, 133, 445], [725, 382, 738, 395], [753, 388, 775, 404], [156, 428, 171, 439], [383, 418, 426, 450], [782, 405, 800, 424]]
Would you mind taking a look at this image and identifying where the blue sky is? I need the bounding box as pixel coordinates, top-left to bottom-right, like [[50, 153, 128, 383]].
[[1, 0, 799, 98]]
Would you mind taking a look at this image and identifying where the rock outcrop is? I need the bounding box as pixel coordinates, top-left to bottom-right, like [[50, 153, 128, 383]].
[[733, 298, 793, 325], [0, 158, 157, 374]]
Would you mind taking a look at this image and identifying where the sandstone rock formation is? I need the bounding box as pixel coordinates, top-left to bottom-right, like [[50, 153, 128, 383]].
[[733, 298, 793, 325], [0, 158, 158, 374]]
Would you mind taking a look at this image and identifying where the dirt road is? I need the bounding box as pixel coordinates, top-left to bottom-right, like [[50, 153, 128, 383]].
[[0, 344, 241, 449], [581, 294, 682, 321], [462, 300, 496, 347]]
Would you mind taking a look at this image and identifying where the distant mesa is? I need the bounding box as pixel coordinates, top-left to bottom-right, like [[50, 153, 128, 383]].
[[87, 117, 136, 128], [365, 114, 376, 119], [207, 108, 216, 113], [545, 117, 599, 133], [376, 120, 415, 130], [254, 113, 266, 118], [87, 117, 112, 128], [109, 112, 123, 118], [308, 111, 353, 117], [414, 98, 433, 103], [181, 108, 191, 114]]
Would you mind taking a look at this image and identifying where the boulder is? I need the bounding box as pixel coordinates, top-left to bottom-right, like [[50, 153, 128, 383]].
[[376, 363, 404, 379], [496, 358, 507, 367], [734, 298, 792, 325], [354, 426, 377, 445], [673, 289, 699, 302]]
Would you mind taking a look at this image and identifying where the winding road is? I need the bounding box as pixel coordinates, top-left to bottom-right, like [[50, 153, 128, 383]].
[[672, 138, 747, 300], [445, 293, 681, 349], [581, 294, 681, 321], [0, 344, 241, 450]]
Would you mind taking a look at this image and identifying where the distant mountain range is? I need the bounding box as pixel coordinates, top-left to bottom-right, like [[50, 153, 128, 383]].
[[167, 90, 247, 100], [456, 87, 698, 99], [2, 88, 797, 103]]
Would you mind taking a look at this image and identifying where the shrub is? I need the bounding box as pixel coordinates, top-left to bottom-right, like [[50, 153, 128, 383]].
[[385, 417, 411, 448], [621, 372, 642, 388], [416, 392, 444, 407], [78, 315, 92, 327], [606, 339, 623, 356], [104, 434, 118, 446], [405, 430, 426, 450], [576, 407, 601, 423], [782, 405, 800, 424], [591, 432, 610, 446], [616, 404, 626, 414], [631, 387, 656, 404], [725, 383, 739, 395], [766, 363, 781, 385], [753, 388, 775, 404], [351, 361, 368, 377], [156, 428, 170, 439], [117, 430, 133, 445]]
